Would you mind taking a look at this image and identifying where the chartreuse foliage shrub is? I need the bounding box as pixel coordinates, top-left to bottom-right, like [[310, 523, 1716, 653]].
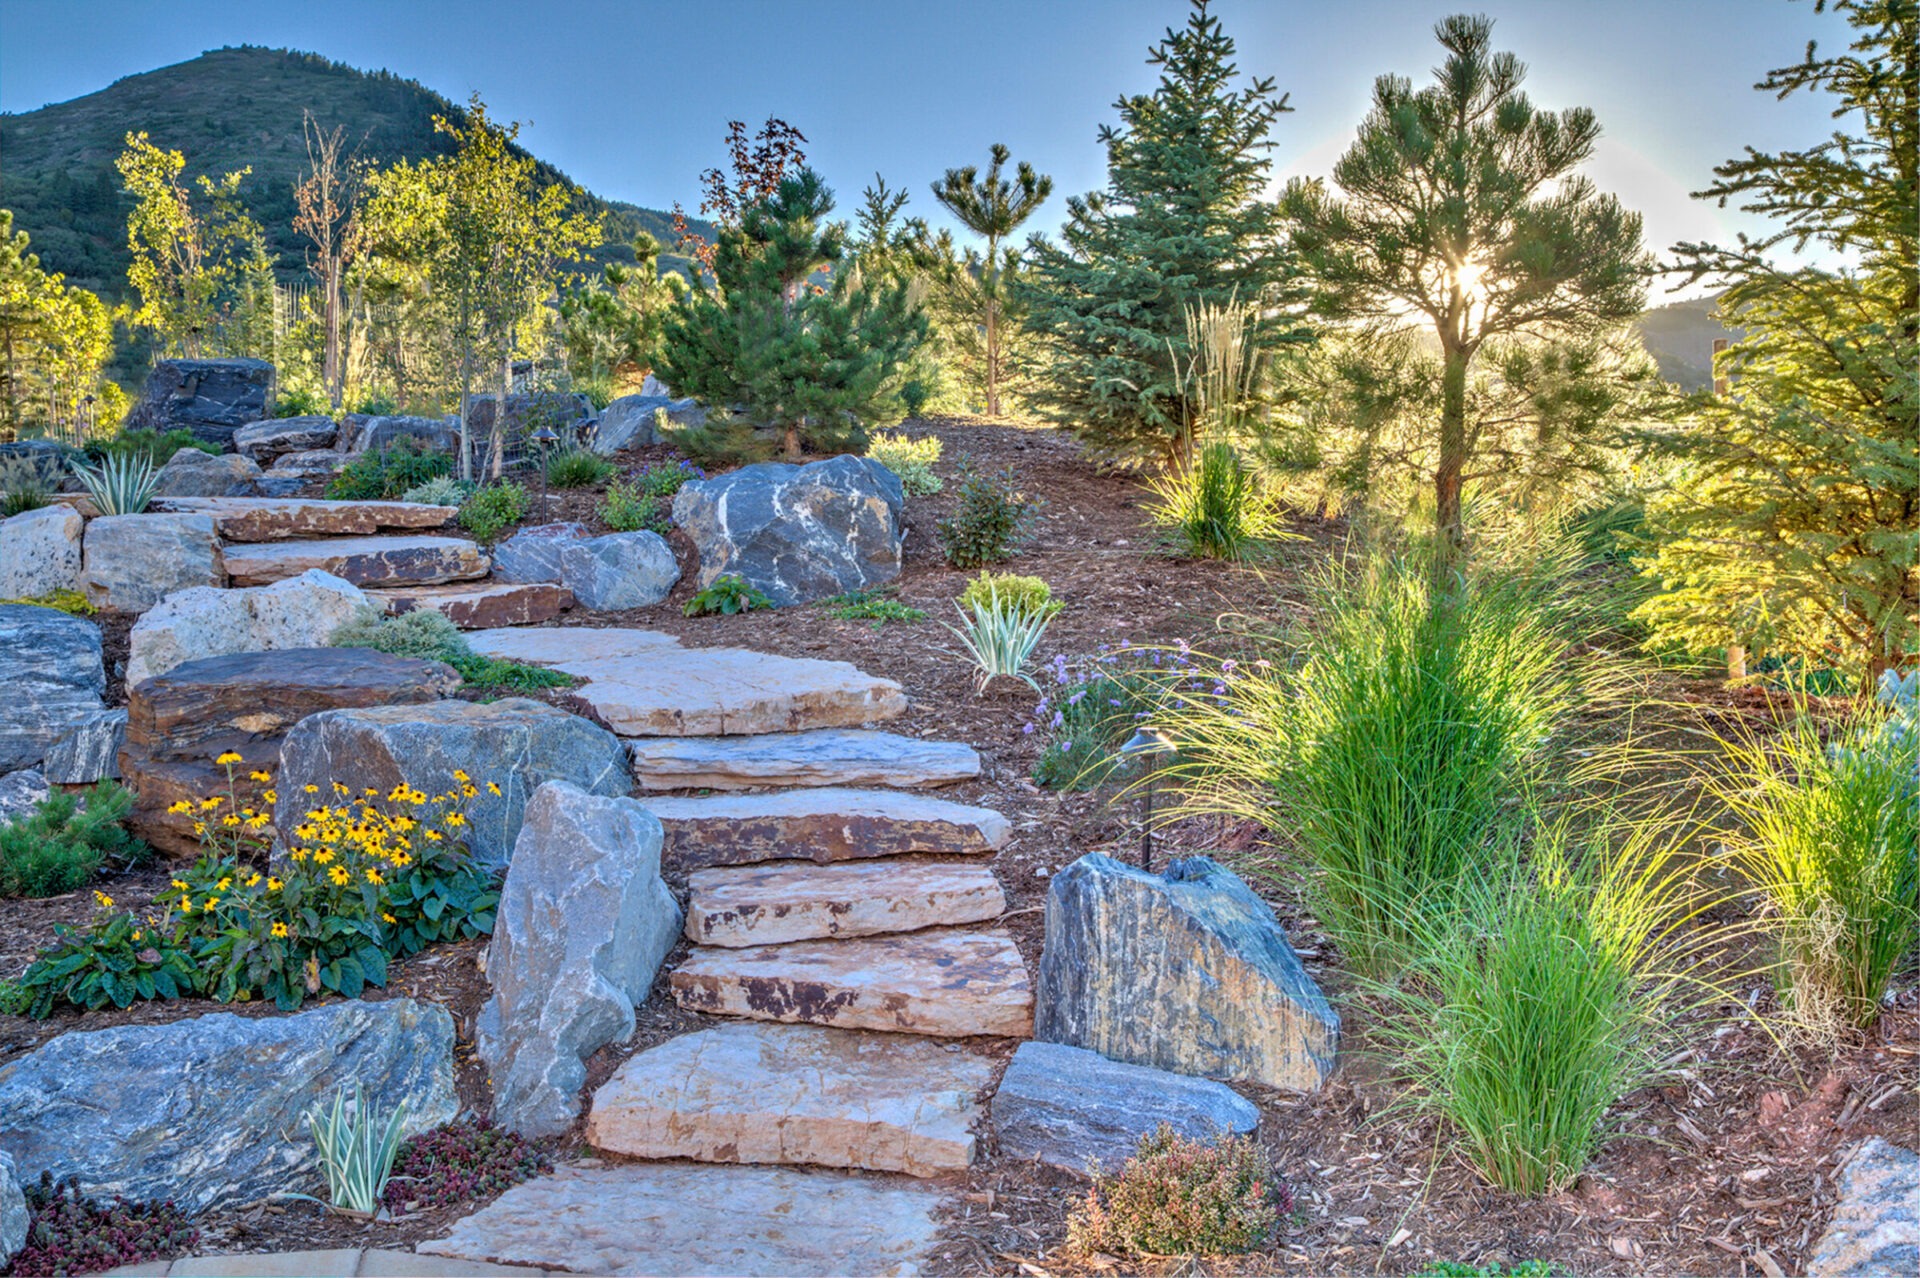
[[1145, 440, 1292, 561], [0, 781, 146, 898], [960, 571, 1060, 621], [865, 431, 943, 495], [16, 755, 500, 1017], [0, 589, 96, 616], [1066, 1126, 1291, 1258]]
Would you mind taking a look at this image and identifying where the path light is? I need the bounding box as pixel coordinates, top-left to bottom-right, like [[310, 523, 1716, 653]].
[[531, 424, 560, 520], [1117, 727, 1177, 873]]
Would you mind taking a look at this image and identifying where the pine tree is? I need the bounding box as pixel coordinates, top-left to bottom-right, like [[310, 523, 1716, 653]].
[[932, 145, 1051, 416], [1281, 14, 1650, 576], [1016, 0, 1304, 464], [659, 169, 929, 459], [1634, 0, 1918, 686]]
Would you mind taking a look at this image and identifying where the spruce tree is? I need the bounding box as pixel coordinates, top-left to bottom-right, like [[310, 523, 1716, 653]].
[[660, 169, 928, 459], [1016, 0, 1304, 464], [1634, 0, 1917, 685]]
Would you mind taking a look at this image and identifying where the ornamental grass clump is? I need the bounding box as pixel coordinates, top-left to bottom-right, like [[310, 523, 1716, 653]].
[[544, 447, 617, 489], [69, 452, 159, 515], [1066, 1126, 1290, 1258], [304, 1085, 408, 1215], [1145, 440, 1291, 561]]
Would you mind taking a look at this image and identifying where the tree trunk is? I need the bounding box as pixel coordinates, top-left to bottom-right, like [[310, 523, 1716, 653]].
[[784, 420, 802, 460], [984, 297, 1000, 417], [1433, 344, 1470, 588], [491, 345, 509, 480], [322, 257, 343, 409]]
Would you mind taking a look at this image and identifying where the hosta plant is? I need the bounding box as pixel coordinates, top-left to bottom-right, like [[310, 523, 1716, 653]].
[[685, 574, 774, 616]]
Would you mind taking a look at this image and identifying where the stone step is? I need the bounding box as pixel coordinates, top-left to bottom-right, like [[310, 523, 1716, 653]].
[[466, 627, 906, 736], [645, 788, 1011, 872], [586, 1022, 995, 1176], [670, 925, 1033, 1038], [221, 535, 489, 588], [629, 728, 980, 791], [420, 1163, 945, 1277], [367, 581, 574, 630], [687, 860, 1006, 947], [154, 496, 456, 542]]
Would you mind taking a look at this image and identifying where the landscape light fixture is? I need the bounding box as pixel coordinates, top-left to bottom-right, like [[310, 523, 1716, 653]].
[[1117, 726, 1177, 873], [531, 424, 560, 519]]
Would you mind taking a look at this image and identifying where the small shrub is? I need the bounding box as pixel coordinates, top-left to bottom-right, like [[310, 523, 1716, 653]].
[[600, 457, 704, 532], [274, 382, 330, 418], [1145, 440, 1291, 561], [458, 482, 529, 543], [17, 897, 200, 1015], [946, 581, 1053, 692], [69, 453, 159, 515], [866, 431, 943, 495], [1, 455, 52, 516], [1027, 647, 1184, 790], [448, 653, 576, 693], [383, 1119, 551, 1214], [821, 587, 927, 628], [671, 416, 780, 468], [1066, 1126, 1288, 1258], [353, 389, 398, 416], [685, 574, 774, 617], [960, 571, 1060, 621], [936, 462, 1038, 568], [0, 781, 146, 898], [400, 475, 476, 507], [83, 428, 215, 466], [10, 1173, 199, 1278], [333, 607, 466, 664], [545, 448, 616, 489], [328, 437, 453, 500], [0, 588, 97, 616], [306, 1085, 408, 1215]]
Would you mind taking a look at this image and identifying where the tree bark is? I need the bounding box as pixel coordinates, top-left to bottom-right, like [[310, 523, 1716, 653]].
[[1433, 344, 1470, 588]]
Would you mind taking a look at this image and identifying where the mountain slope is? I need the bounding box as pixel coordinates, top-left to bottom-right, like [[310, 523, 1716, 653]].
[[0, 45, 701, 297], [1634, 296, 1741, 392]]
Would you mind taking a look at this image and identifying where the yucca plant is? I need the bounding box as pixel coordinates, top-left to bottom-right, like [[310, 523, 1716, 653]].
[[945, 582, 1053, 693], [70, 453, 160, 515], [303, 1084, 408, 1215]]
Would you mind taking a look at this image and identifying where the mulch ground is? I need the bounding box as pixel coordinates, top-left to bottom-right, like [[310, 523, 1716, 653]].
[[3, 416, 1913, 1276]]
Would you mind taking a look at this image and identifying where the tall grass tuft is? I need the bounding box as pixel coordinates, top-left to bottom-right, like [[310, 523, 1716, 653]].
[[1145, 440, 1292, 561], [1708, 673, 1918, 1038]]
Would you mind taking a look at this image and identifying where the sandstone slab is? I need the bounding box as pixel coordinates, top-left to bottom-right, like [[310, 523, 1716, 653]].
[[420, 1163, 944, 1277], [0, 998, 456, 1214], [647, 788, 1010, 871], [557, 530, 679, 610], [466, 625, 907, 736], [992, 1041, 1260, 1176], [630, 728, 980, 791], [1810, 1137, 1920, 1278], [368, 581, 573, 629], [687, 859, 1006, 947], [276, 698, 629, 869], [153, 447, 261, 497], [222, 535, 487, 587], [671, 925, 1033, 1038], [0, 504, 84, 598], [488, 523, 588, 584], [587, 1022, 994, 1176], [1036, 854, 1338, 1091], [0, 603, 106, 771], [476, 782, 681, 1138], [126, 568, 371, 689], [124, 358, 274, 446], [153, 496, 455, 541], [81, 513, 224, 613]]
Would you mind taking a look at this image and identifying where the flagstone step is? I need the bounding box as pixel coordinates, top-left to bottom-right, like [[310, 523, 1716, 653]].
[[645, 788, 1011, 871], [586, 1022, 995, 1176], [629, 728, 980, 791], [221, 535, 489, 588], [367, 581, 573, 630], [154, 496, 456, 542], [466, 627, 907, 736], [670, 925, 1033, 1038], [420, 1163, 945, 1277], [687, 860, 1007, 947]]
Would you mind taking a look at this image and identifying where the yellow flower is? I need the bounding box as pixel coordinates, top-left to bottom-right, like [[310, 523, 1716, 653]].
[[270, 922, 289, 939], [216, 876, 233, 891], [290, 848, 309, 862], [303, 784, 319, 794], [263, 789, 277, 805], [192, 822, 207, 837], [486, 782, 502, 796], [200, 797, 223, 811], [167, 800, 193, 814], [443, 812, 467, 827], [221, 814, 241, 827], [381, 912, 397, 924], [267, 877, 283, 891], [205, 895, 221, 910], [313, 848, 335, 864], [178, 896, 192, 913], [247, 814, 271, 829], [461, 784, 478, 799], [249, 770, 272, 783], [332, 782, 349, 796], [131, 929, 143, 942], [93, 890, 114, 909], [425, 829, 444, 842], [246, 873, 262, 887], [171, 879, 189, 891], [365, 867, 385, 885], [215, 751, 243, 766], [452, 769, 470, 784], [328, 865, 351, 886]]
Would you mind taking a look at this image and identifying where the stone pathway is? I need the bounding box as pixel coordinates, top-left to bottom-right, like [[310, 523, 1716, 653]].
[[106, 1249, 548, 1276]]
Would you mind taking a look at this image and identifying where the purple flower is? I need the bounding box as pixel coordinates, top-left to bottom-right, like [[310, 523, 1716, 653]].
[[1022, 722, 1035, 735]]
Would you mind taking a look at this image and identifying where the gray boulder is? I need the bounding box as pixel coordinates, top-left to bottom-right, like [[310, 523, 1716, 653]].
[[276, 698, 630, 869], [0, 998, 457, 1214], [43, 708, 127, 784], [1810, 1137, 1920, 1278], [492, 521, 590, 584], [0, 503, 84, 598], [0, 770, 50, 826], [81, 512, 224, 613], [476, 781, 681, 1138], [0, 1151, 25, 1268], [254, 473, 308, 497], [672, 454, 904, 607], [234, 414, 339, 462], [467, 392, 594, 446], [0, 604, 106, 771], [341, 414, 460, 457], [268, 448, 351, 478], [560, 531, 680, 610], [591, 395, 705, 454], [123, 357, 275, 447], [1036, 854, 1338, 1091], [992, 1041, 1260, 1176], [152, 446, 262, 497], [126, 568, 370, 689]]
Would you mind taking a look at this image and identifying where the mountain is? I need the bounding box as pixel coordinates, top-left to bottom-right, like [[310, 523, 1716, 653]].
[[0, 45, 704, 298], [1634, 295, 1741, 392]]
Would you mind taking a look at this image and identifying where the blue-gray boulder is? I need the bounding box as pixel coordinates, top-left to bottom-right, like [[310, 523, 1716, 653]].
[[492, 522, 590, 584], [123, 358, 275, 447], [0, 603, 106, 772], [560, 531, 680, 610], [1810, 1137, 1920, 1277]]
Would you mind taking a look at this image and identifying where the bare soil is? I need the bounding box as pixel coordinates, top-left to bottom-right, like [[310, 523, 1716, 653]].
[[4, 417, 1912, 1276]]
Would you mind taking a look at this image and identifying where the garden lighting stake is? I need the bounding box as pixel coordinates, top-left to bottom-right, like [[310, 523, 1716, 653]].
[[1118, 727, 1176, 872], [531, 424, 559, 520]]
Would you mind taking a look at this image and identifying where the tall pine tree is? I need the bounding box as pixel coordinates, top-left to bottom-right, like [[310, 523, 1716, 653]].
[[1016, 0, 1304, 464], [932, 145, 1052, 417]]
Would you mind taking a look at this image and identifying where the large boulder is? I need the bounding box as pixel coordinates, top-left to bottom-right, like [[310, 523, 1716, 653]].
[[590, 395, 704, 455], [466, 392, 594, 447], [0, 998, 457, 1214], [491, 522, 590, 584], [339, 414, 460, 456], [43, 708, 126, 784], [0, 770, 50, 826], [265, 448, 350, 479], [234, 414, 338, 463], [276, 698, 630, 869], [476, 781, 680, 1138], [1810, 1137, 1919, 1278], [0, 1152, 25, 1268], [672, 455, 904, 606], [0, 504, 84, 598], [126, 568, 370, 689], [81, 512, 224, 613], [559, 531, 680, 610], [152, 445, 263, 497], [123, 357, 275, 447], [0, 604, 106, 772], [1035, 854, 1338, 1091]]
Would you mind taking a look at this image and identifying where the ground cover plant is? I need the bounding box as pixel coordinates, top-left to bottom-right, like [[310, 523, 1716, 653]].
[[9, 1173, 200, 1278], [0, 588, 96, 616], [331, 608, 573, 693], [820, 586, 927, 627], [1066, 1126, 1291, 1258], [0, 781, 145, 898], [457, 481, 530, 542], [684, 574, 773, 616], [381, 1119, 550, 1215]]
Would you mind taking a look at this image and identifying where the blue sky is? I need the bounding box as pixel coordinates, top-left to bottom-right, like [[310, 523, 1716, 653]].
[[2, 0, 1838, 283]]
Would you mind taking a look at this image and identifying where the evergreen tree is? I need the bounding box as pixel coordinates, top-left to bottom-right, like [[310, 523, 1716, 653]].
[[1634, 0, 1917, 685], [1281, 15, 1650, 575], [660, 169, 929, 459], [1016, 0, 1304, 464], [932, 145, 1051, 416]]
